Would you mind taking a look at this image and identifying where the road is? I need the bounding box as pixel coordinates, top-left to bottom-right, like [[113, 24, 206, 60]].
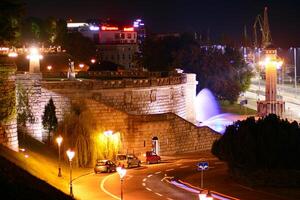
[[71, 153, 295, 200], [240, 77, 300, 121]]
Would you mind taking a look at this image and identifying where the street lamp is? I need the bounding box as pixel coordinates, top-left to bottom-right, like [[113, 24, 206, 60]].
[[66, 149, 75, 197], [56, 136, 63, 177], [116, 166, 126, 200], [104, 130, 113, 158]]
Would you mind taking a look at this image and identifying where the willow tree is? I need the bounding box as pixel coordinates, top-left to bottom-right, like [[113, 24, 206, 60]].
[[58, 101, 121, 167], [58, 102, 95, 167]]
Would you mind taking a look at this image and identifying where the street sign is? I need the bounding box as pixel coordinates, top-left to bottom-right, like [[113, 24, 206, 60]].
[[197, 162, 209, 171]]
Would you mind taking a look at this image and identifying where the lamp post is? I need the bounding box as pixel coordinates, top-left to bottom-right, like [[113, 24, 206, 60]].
[[66, 149, 75, 197], [104, 130, 113, 158], [116, 166, 126, 200], [56, 136, 63, 177]]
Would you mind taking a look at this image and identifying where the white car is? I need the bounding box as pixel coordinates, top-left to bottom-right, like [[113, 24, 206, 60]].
[[116, 154, 141, 168]]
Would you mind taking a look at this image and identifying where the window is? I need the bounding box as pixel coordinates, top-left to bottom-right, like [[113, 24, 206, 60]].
[[115, 33, 120, 39], [121, 33, 125, 39], [127, 33, 132, 39]]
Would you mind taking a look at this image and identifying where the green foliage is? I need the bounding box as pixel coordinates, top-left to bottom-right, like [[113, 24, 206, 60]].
[[175, 45, 252, 102], [57, 101, 121, 167], [212, 114, 300, 186], [62, 32, 96, 63], [140, 34, 252, 102], [0, 0, 24, 46], [42, 98, 58, 144], [0, 65, 16, 123], [140, 33, 195, 71], [57, 102, 95, 167], [16, 84, 35, 126]]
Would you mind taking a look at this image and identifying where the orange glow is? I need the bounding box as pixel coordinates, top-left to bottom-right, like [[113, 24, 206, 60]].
[[101, 26, 119, 31], [123, 27, 134, 32]]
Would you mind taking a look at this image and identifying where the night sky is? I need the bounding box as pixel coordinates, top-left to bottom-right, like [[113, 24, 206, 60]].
[[25, 0, 300, 47]]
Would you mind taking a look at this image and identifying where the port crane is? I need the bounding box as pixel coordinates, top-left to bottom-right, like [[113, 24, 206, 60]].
[[253, 7, 272, 48]]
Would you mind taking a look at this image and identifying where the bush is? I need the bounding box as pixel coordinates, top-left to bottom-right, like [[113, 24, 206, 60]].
[[212, 114, 300, 186]]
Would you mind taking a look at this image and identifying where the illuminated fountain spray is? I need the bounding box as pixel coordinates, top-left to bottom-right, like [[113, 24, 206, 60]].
[[26, 47, 43, 73], [196, 88, 244, 134]]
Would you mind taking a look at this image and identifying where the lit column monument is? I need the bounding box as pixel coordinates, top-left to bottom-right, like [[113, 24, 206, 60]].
[[26, 47, 43, 73], [257, 45, 285, 117]]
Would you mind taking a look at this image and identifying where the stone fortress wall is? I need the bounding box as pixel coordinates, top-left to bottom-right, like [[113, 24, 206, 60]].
[[2, 70, 220, 155], [0, 62, 18, 151]]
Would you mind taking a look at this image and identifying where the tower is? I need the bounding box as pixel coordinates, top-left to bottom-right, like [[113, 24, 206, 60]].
[[257, 45, 285, 117]]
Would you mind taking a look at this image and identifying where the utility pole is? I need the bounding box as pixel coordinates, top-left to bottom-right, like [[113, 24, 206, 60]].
[[294, 48, 297, 97]]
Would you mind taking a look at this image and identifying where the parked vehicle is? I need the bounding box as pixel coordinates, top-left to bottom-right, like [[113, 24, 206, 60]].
[[116, 154, 141, 168], [94, 159, 116, 173], [145, 151, 161, 164]]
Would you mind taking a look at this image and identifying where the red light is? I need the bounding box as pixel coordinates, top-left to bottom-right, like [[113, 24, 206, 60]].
[[101, 26, 119, 31], [123, 27, 134, 32]]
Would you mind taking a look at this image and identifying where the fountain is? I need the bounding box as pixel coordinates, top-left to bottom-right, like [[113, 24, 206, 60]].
[[196, 88, 243, 134]]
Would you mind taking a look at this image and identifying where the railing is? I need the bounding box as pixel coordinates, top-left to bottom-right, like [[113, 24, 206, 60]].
[[42, 70, 179, 79], [42, 74, 187, 90]]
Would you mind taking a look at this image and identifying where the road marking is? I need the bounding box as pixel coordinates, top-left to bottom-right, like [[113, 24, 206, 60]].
[[166, 198, 174, 200], [166, 168, 174, 172], [147, 174, 153, 178], [142, 183, 146, 187], [155, 192, 163, 196], [146, 187, 152, 191], [161, 176, 174, 182], [143, 178, 147, 182], [100, 174, 121, 200], [179, 165, 189, 168], [175, 163, 182, 166], [155, 171, 161, 174]]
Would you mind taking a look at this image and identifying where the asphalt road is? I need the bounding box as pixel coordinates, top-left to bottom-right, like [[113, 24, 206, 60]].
[[72, 153, 297, 200], [72, 159, 199, 200]]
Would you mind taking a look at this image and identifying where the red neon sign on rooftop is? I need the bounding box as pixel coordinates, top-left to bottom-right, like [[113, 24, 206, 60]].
[[123, 27, 134, 32], [101, 26, 119, 31]]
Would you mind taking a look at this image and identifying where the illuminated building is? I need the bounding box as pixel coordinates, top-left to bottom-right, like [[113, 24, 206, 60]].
[[97, 24, 138, 68]]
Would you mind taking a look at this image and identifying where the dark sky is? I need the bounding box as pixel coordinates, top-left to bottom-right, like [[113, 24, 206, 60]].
[[25, 0, 300, 47]]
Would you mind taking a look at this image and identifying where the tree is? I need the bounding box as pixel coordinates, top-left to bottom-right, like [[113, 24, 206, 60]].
[[0, 0, 24, 46], [58, 102, 95, 167], [42, 98, 58, 144], [212, 114, 300, 186], [140, 33, 195, 71], [16, 84, 35, 127], [174, 45, 252, 102], [63, 32, 96, 64]]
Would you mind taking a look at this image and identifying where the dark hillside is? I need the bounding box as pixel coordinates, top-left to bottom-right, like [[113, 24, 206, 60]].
[[0, 154, 73, 200]]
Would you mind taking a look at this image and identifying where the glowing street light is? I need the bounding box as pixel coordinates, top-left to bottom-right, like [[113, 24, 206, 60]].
[[66, 149, 75, 197], [90, 58, 96, 64], [116, 166, 126, 200], [79, 63, 84, 68], [47, 65, 52, 71], [198, 190, 214, 200], [104, 130, 113, 158], [56, 136, 63, 177], [26, 47, 43, 73]]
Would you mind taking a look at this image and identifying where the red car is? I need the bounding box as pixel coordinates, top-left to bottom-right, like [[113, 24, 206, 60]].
[[146, 151, 161, 164]]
